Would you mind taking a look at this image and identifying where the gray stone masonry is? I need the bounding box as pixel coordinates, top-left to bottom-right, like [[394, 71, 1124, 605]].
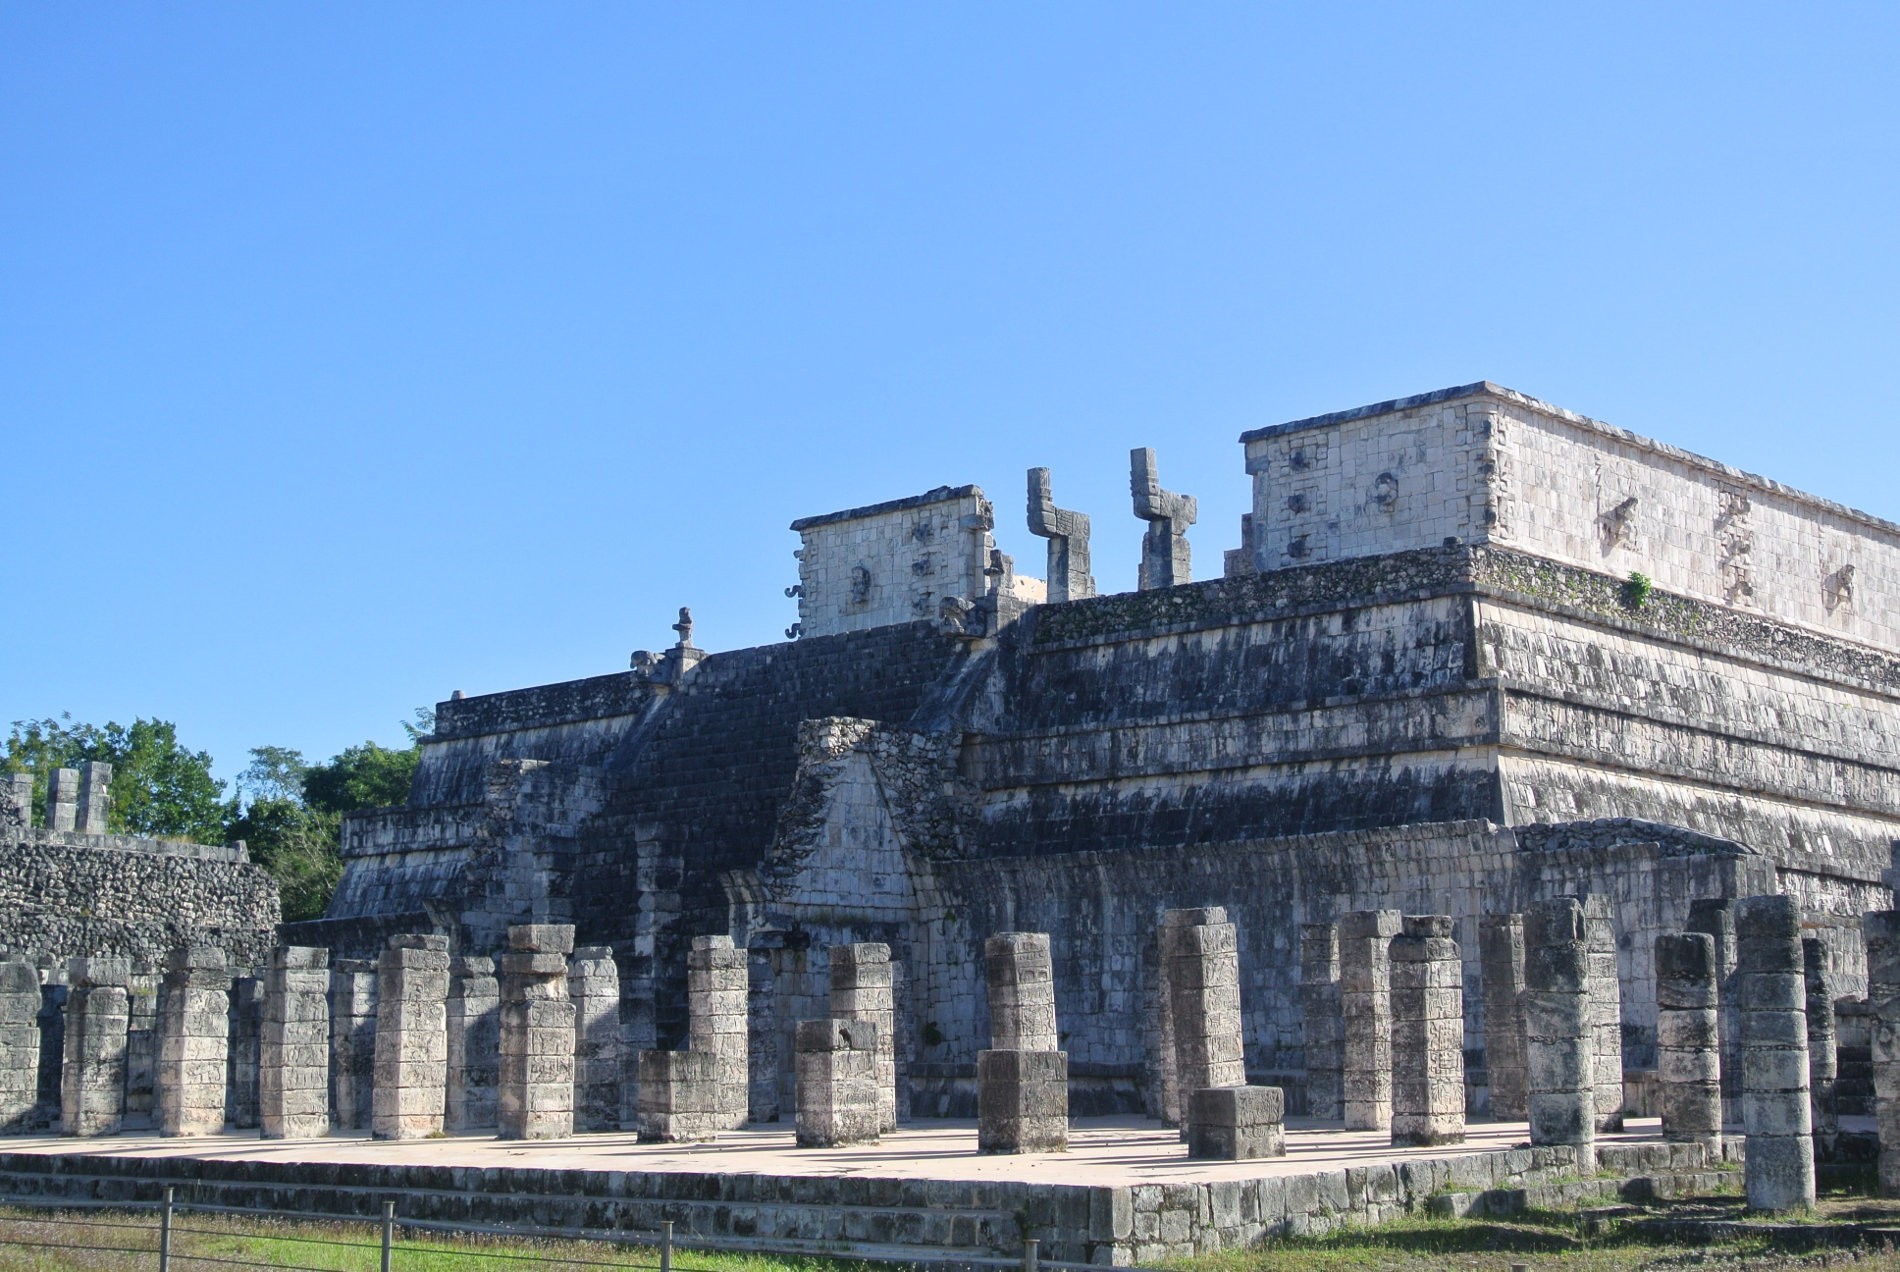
[[747, 948, 779, 1123], [1131, 447, 1196, 590], [1340, 910, 1402, 1132], [46, 768, 78, 833], [1027, 467, 1095, 603], [570, 946, 621, 1132], [829, 943, 897, 1132], [226, 976, 262, 1129], [1299, 923, 1343, 1121], [687, 935, 748, 1130], [122, 963, 157, 1132], [446, 956, 499, 1132], [1867, 910, 1900, 1195], [3, 773, 30, 827], [61, 956, 130, 1136], [1187, 1083, 1285, 1160], [77, 761, 111, 835], [1166, 914, 1247, 1137], [985, 932, 1059, 1050], [1804, 938, 1839, 1142], [1479, 913, 1528, 1121], [261, 946, 330, 1139], [635, 1048, 720, 1142], [1688, 899, 1743, 1126], [498, 923, 575, 1141], [1584, 897, 1625, 1132], [1735, 895, 1816, 1212], [1655, 932, 1722, 1156], [156, 945, 229, 1136], [370, 933, 451, 1141], [1155, 906, 1226, 1126], [1389, 915, 1465, 1147], [35, 984, 63, 1129], [328, 959, 376, 1130], [1524, 898, 1596, 1174], [978, 932, 1067, 1153], [794, 1017, 880, 1147], [0, 959, 40, 1132]]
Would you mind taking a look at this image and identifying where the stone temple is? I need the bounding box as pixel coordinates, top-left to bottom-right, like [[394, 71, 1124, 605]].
[[274, 380, 1898, 1121]]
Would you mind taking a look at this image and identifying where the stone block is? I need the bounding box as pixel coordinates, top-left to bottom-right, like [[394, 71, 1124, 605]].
[[1187, 1085, 1286, 1160], [977, 1048, 1068, 1153], [795, 1017, 880, 1147]]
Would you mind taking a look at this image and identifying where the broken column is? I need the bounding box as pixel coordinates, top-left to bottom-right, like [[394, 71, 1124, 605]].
[[1803, 938, 1839, 1144], [0, 959, 41, 1132], [635, 1049, 719, 1142], [1523, 898, 1596, 1173], [1479, 912, 1529, 1121], [370, 933, 451, 1141], [1866, 910, 1900, 1194], [1130, 447, 1197, 590], [260, 945, 331, 1139], [830, 943, 897, 1132], [977, 932, 1068, 1153], [1736, 894, 1815, 1212], [1300, 923, 1343, 1121], [795, 1018, 880, 1147], [688, 935, 749, 1130], [1027, 467, 1095, 602], [1689, 898, 1743, 1125], [46, 768, 78, 833], [1340, 910, 1402, 1132], [3, 772, 30, 826], [1390, 915, 1465, 1146], [156, 945, 230, 1136], [1584, 897, 1625, 1132], [61, 956, 131, 1136], [1655, 932, 1723, 1156], [328, 959, 376, 1130], [571, 946, 622, 1132], [446, 955, 500, 1132], [498, 923, 575, 1141], [76, 760, 111, 834]]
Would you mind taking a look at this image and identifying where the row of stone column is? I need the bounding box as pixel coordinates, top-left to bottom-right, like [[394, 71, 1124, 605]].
[[5, 762, 113, 833]]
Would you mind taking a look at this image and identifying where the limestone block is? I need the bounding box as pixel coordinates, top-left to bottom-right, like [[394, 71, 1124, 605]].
[[1390, 915, 1464, 1147], [1523, 898, 1595, 1172], [985, 932, 1058, 1052], [498, 924, 575, 1141], [1735, 895, 1815, 1213], [1803, 938, 1838, 1139], [1300, 922, 1343, 1122], [1479, 913, 1528, 1122], [328, 959, 377, 1130], [688, 935, 748, 1130], [1655, 932, 1722, 1155], [977, 1048, 1067, 1153], [261, 945, 330, 1140], [1339, 910, 1401, 1133], [795, 1017, 880, 1147], [447, 956, 500, 1133], [636, 1049, 720, 1142], [1186, 1085, 1285, 1161], [371, 934, 450, 1141], [829, 943, 897, 1132], [0, 959, 42, 1133], [570, 946, 622, 1132], [61, 957, 131, 1136], [156, 945, 230, 1136]]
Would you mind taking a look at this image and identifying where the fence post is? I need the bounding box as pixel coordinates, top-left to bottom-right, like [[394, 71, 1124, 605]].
[[661, 1219, 674, 1272], [1023, 1236, 1039, 1272], [160, 1188, 174, 1272], [381, 1199, 395, 1272]]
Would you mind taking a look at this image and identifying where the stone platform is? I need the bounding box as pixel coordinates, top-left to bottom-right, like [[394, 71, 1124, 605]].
[[0, 1117, 1698, 1265]]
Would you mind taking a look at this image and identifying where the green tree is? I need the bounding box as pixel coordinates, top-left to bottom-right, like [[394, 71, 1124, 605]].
[[3, 714, 226, 842], [302, 741, 419, 814], [224, 794, 341, 925]]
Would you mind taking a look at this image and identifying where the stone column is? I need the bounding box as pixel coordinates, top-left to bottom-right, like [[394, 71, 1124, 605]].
[[328, 959, 376, 1131], [122, 962, 159, 1131], [795, 1018, 880, 1147], [1689, 898, 1742, 1125], [46, 767, 79, 833], [1300, 923, 1343, 1121], [261, 946, 330, 1139], [61, 956, 131, 1136], [0, 958, 41, 1132], [35, 982, 65, 1129], [571, 946, 622, 1132], [226, 975, 263, 1129], [830, 943, 897, 1132], [498, 923, 575, 1141], [1867, 910, 1900, 1195], [1389, 915, 1465, 1146], [446, 956, 499, 1133], [635, 1049, 719, 1142], [76, 760, 111, 834], [157, 945, 231, 1136], [1735, 895, 1815, 1212], [1130, 447, 1196, 589], [747, 947, 780, 1124], [1584, 897, 1625, 1132], [1340, 910, 1401, 1132], [1166, 912, 1246, 1109], [1655, 932, 1722, 1156], [1803, 938, 1838, 1143], [3, 772, 31, 826], [688, 936, 749, 1130], [370, 934, 451, 1141], [1523, 898, 1595, 1173], [978, 932, 1067, 1154], [1155, 906, 1226, 1125], [1479, 913, 1528, 1121], [1027, 467, 1095, 602]]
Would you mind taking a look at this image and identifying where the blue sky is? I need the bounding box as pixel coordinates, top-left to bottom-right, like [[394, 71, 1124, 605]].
[[3, 5, 1897, 788]]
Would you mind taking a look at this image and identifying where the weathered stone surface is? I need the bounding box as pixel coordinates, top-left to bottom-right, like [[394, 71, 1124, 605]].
[[977, 1048, 1068, 1153], [795, 1017, 880, 1147], [61, 956, 130, 1136], [1479, 913, 1527, 1121], [1299, 923, 1342, 1121], [1390, 916, 1464, 1147], [498, 924, 574, 1140], [1186, 1084, 1285, 1160], [446, 956, 499, 1133], [1340, 910, 1401, 1132], [1803, 937, 1838, 1142], [1028, 468, 1095, 603], [1131, 448, 1197, 590], [570, 946, 621, 1132], [261, 945, 330, 1140], [328, 959, 376, 1130], [1655, 932, 1721, 1155], [156, 945, 229, 1136], [1523, 899, 1595, 1173], [0, 959, 41, 1132], [636, 1048, 720, 1142], [688, 935, 748, 1130], [1583, 897, 1625, 1132], [1735, 895, 1815, 1213], [830, 943, 897, 1133], [371, 934, 450, 1140], [1164, 911, 1246, 1141], [226, 975, 263, 1130]]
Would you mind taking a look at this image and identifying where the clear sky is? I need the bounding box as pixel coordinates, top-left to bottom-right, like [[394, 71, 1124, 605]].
[[3, 5, 1897, 787]]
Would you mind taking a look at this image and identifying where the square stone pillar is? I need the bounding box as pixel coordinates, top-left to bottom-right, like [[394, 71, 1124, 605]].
[[795, 1017, 880, 1147], [830, 943, 897, 1132], [46, 768, 79, 833], [1689, 898, 1743, 1125], [571, 946, 622, 1132], [76, 760, 112, 834], [1299, 923, 1343, 1121], [370, 934, 451, 1141], [1803, 938, 1839, 1142], [157, 945, 230, 1136], [3, 772, 31, 827], [36, 983, 66, 1129], [1523, 898, 1595, 1173], [1165, 914, 1246, 1107], [636, 1049, 720, 1142], [1187, 1085, 1284, 1160], [0, 958, 41, 1132], [122, 962, 159, 1131], [328, 959, 377, 1131], [1583, 897, 1624, 1132], [747, 947, 781, 1124], [1736, 895, 1815, 1212], [1479, 913, 1528, 1121], [226, 976, 263, 1129], [1656, 932, 1722, 1155], [446, 956, 499, 1132], [1339, 910, 1401, 1132], [1154, 906, 1226, 1125], [978, 932, 1068, 1153], [1390, 915, 1465, 1146], [498, 923, 575, 1141], [1867, 910, 1900, 1195], [688, 936, 749, 1130], [261, 946, 330, 1139], [61, 956, 131, 1136]]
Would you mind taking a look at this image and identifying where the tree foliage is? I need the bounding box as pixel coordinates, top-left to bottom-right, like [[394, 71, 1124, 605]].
[[3, 714, 226, 842]]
